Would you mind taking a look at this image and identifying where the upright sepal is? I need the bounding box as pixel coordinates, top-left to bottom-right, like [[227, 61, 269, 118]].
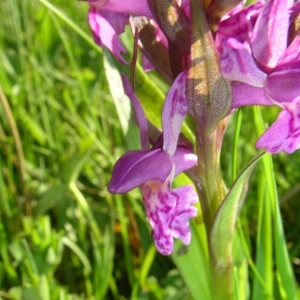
[[162, 71, 189, 156], [250, 0, 292, 69]]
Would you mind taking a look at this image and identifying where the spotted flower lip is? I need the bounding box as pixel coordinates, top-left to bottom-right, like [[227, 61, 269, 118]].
[[141, 165, 198, 255], [108, 72, 198, 255], [216, 0, 300, 154]]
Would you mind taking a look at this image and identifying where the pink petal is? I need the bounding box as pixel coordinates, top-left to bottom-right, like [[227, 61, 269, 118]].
[[216, 1, 263, 49], [100, 9, 128, 35], [219, 38, 267, 87], [232, 83, 273, 109], [291, 1, 300, 23], [108, 149, 172, 193], [172, 146, 197, 176], [250, 0, 292, 69], [265, 69, 300, 104], [142, 53, 155, 72], [180, 0, 191, 17], [103, 0, 153, 18], [256, 107, 300, 153], [169, 185, 198, 244], [274, 34, 300, 72], [162, 71, 188, 156], [88, 7, 127, 63]]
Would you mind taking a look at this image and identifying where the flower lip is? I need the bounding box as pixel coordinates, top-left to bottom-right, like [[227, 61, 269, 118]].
[[141, 164, 198, 255]]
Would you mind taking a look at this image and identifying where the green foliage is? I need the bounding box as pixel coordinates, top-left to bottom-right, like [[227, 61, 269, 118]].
[[1, 0, 300, 299], [210, 151, 264, 299]]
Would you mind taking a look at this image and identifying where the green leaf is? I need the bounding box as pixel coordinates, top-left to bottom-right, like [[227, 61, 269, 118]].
[[36, 0, 98, 52], [253, 106, 297, 299], [22, 275, 50, 300], [61, 135, 94, 184], [35, 185, 67, 215], [172, 220, 213, 300], [134, 63, 165, 128], [18, 107, 47, 145], [62, 237, 92, 275], [252, 171, 273, 299], [103, 51, 131, 135], [210, 151, 264, 298]]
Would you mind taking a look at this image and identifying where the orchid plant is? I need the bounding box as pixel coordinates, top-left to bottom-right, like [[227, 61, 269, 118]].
[[84, 0, 299, 299]]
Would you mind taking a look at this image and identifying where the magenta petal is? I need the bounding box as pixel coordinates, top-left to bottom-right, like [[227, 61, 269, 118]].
[[100, 9, 128, 35], [142, 54, 155, 72], [256, 108, 300, 153], [216, 1, 263, 48], [108, 149, 172, 193], [88, 7, 127, 63], [142, 166, 197, 255], [169, 185, 198, 245], [265, 69, 300, 104], [251, 0, 291, 69], [232, 83, 273, 109], [172, 146, 197, 176], [162, 71, 188, 156], [291, 1, 300, 22], [122, 75, 149, 150], [219, 38, 267, 87], [274, 35, 300, 72], [103, 0, 153, 18]]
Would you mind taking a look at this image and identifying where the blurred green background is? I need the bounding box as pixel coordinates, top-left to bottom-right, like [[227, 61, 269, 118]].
[[1, 0, 300, 299]]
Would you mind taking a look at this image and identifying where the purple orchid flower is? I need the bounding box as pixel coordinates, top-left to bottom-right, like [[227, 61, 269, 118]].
[[108, 72, 198, 255], [216, 0, 300, 153], [87, 0, 153, 63]]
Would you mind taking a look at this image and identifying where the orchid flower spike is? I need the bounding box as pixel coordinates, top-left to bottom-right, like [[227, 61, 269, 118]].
[[108, 72, 198, 255], [216, 0, 300, 154]]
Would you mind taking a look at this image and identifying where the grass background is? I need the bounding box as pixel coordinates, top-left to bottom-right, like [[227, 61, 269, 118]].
[[1, 0, 300, 299]]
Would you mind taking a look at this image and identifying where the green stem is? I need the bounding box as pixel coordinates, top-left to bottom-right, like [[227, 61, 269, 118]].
[[196, 122, 230, 300], [188, 0, 233, 297], [196, 125, 225, 231]]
